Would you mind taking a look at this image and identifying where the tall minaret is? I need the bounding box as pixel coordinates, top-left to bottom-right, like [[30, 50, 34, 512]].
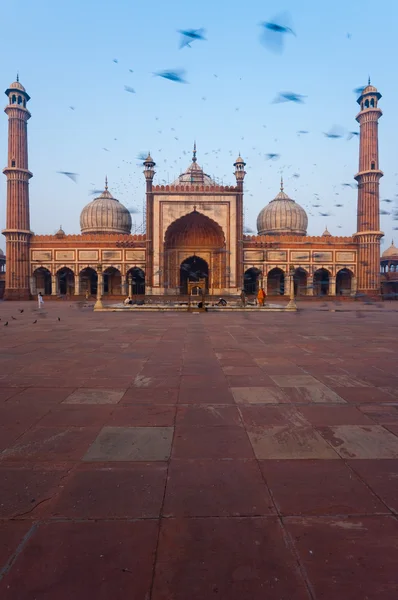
[[143, 152, 155, 293], [2, 77, 33, 300], [234, 154, 246, 290], [354, 79, 384, 296]]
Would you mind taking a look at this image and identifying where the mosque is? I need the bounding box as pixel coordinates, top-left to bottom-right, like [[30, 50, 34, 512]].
[[1, 76, 397, 301]]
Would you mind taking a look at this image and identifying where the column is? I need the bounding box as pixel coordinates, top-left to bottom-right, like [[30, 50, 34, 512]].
[[351, 276, 357, 296], [74, 275, 80, 295], [51, 275, 57, 295], [121, 278, 127, 297], [329, 275, 336, 296], [284, 274, 290, 296]]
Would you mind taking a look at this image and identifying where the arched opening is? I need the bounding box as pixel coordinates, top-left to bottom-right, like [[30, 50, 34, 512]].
[[164, 210, 225, 291], [11, 95, 16, 104], [103, 267, 121, 295], [371, 161, 375, 170], [126, 267, 145, 295], [336, 269, 353, 296], [244, 268, 262, 295], [370, 98, 375, 107], [17, 96, 22, 105], [80, 267, 97, 296], [33, 267, 51, 295], [314, 268, 330, 296], [365, 99, 369, 108], [293, 268, 308, 296], [267, 268, 285, 296], [180, 256, 209, 294], [57, 267, 75, 296]]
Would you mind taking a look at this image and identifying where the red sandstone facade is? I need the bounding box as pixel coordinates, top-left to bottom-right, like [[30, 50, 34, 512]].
[[1, 78, 385, 300]]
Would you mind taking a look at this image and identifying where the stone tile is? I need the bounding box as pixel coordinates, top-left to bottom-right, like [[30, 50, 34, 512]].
[[133, 374, 181, 388], [2, 427, 100, 462], [7, 387, 76, 404], [319, 425, 398, 459], [269, 374, 322, 387], [283, 385, 346, 404], [53, 464, 167, 518], [37, 405, 114, 427], [0, 522, 32, 572], [347, 459, 398, 513], [0, 521, 159, 600], [107, 405, 176, 427], [333, 387, 398, 404], [297, 405, 374, 426], [180, 375, 227, 388], [226, 374, 275, 387], [0, 388, 26, 402], [357, 404, 398, 424], [83, 426, 174, 461], [178, 386, 234, 404], [163, 459, 275, 517], [231, 386, 289, 404], [0, 467, 70, 519], [284, 516, 398, 600], [323, 374, 371, 387], [122, 387, 179, 404], [172, 426, 254, 459], [248, 426, 338, 459], [260, 460, 387, 516], [239, 405, 310, 427], [63, 388, 125, 405], [152, 517, 309, 600], [176, 405, 242, 427]]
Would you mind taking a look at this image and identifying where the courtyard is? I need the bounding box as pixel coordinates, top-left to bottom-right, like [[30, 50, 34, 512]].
[[0, 300, 398, 599]]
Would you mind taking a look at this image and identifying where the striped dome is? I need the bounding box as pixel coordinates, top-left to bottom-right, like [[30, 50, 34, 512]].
[[80, 179, 132, 235], [257, 180, 308, 236]]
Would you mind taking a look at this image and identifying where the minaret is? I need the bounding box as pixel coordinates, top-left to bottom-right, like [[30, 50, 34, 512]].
[[2, 76, 33, 300], [354, 79, 384, 296], [234, 154, 246, 290], [143, 152, 156, 293]]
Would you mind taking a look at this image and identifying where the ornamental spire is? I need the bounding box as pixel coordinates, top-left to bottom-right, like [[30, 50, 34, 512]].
[[192, 141, 197, 163], [105, 175, 108, 191], [280, 176, 284, 192]]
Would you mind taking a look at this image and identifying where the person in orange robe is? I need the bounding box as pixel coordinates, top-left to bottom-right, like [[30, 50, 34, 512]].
[[257, 287, 266, 306]]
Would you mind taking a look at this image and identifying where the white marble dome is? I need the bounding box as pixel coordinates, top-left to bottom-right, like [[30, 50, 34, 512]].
[[257, 180, 308, 236], [80, 179, 132, 235]]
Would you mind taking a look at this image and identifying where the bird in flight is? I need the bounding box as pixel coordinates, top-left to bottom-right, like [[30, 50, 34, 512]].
[[124, 86, 135, 93], [273, 92, 306, 104], [347, 131, 359, 140], [178, 28, 206, 49], [260, 12, 296, 53], [154, 69, 188, 83], [265, 153, 280, 160], [324, 126, 345, 139], [57, 171, 78, 183]]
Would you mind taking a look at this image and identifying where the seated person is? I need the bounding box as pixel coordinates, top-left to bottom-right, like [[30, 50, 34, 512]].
[[216, 297, 227, 306], [123, 296, 133, 305]]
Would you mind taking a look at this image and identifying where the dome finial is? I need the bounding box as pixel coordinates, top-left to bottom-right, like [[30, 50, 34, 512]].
[[280, 176, 284, 192], [368, 75, 371, 85], [105, 175, 108, 191], [16, 72, 19, 82], [192, 141, 197, 163]]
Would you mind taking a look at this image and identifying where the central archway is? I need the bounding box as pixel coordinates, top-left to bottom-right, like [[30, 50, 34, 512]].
[[180, 256, 209, 294], [163, 210, 226, 291]]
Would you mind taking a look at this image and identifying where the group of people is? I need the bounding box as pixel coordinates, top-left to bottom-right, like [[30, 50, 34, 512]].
[[240, 288, 266, 307]]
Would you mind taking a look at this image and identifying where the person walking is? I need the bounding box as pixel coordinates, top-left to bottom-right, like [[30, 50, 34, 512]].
[[38, 292, 44, 309], [257, 287, 266, 307]]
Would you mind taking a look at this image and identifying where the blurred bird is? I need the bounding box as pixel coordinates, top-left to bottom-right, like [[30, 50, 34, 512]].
[[103, 148, 110, 152], [69, 106, 75, 110], [11, 316, 16, 320], [89, 189, 103, 195], [260, 13, 296, 53], [19, 309, 23, 313], [243, 226, 254, 233], [127, 206, 140, 214], [273, 92, 306, 103], [124, 86, 135, 93], [178, 28, 206, 49], [4, 321, 8, 326], [33, 320, 37, 324], [57, 171, 78, 183], [324, 126, 345, 139], [129, 69, 134, 73], [266, 153, 280, 160], [382, 198, 393, 203], [297, 130, 309, 135], [58, 317, 61, 321], [347, 131, 359, 140], [154, 69, 188, 83], [353, 86, 366, 95], [113, 59, 118, 63]]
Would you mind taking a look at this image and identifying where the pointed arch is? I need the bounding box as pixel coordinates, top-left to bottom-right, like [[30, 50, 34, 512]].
[[267, 268, 285, 296], [33, 267, 51, 295], [164, 210, 225, 248]]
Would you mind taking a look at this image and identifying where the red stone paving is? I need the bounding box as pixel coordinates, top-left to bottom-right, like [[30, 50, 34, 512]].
[[1, 300, 398, 598]]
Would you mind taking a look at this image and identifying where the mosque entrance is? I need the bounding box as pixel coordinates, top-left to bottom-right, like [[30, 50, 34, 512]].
[[244, 268, 262, 294], [267, 268, 285, 295], [180, 256, 209, 294], [313, 268, 330, 296]]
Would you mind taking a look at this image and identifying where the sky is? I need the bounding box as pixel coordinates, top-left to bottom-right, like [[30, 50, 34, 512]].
[[1, 0, 397, 251]]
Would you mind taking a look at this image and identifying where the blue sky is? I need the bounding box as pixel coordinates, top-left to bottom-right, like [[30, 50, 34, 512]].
[[1, 0, 397, 250]]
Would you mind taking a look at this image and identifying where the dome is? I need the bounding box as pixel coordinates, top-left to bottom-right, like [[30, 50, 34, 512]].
[[171, 143, 215, 186], [322, 226, 332, 237], [234, 155, 245, 165], [382, 241, 398, 259], [80, 178, 132, 234], [55, 226, 65, 238], [9, 80, 26, 93], [256, 179, 308, 236]]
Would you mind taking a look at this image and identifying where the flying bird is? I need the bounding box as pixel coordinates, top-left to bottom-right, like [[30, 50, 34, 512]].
[[113, 59, 118, 63], [154, 69, 188, 83], [265, 153, 280, 160], [347, 131, 359, 140], [273, 92, 306, 104], [178, 28, 206, 49], [124, 86, 135, 93], [89, 189, 104, 195], [260, 13, 296, 53], [57, 171, 78, 183], [297, 130, 309, 135], [353, 86, 366, 95], [324, 126, 345, 139]]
